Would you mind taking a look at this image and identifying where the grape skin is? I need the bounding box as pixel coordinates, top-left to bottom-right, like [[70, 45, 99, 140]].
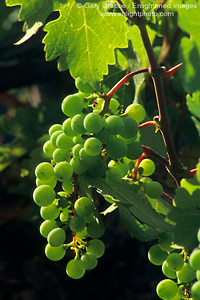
[[139, 159, 155, 176], [66, 259, 85, 279], [156, 279, 178, 299], [84, 137, 102, 156], [125, 103, 145, 123], [40, 220, 58, 238], [144, 181, 163, 199], [176, 262, 196, 283], [190, 248, 200, 270], [35, 162, 54, 181], [148, 244, 168, 266], [33, 185, 55, 207], [166, 253, 184, 272], [74, 197, 95, 217], [191, 281, 200, 300], [62, 94, 85, 117], [47, 228, 66, 247], [87, 239, 105, 258], [45, 244, 66, 261], [81, 253, 98, 270]]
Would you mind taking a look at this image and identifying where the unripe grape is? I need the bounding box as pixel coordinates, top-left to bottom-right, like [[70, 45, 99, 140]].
[[191, 281, 200, 300], [40, 220, 58, 238], [139, 159, 156, 176], [162, 260, 177, 279], [47, 228, 66, 247], [120, 116, 138, 139], [50, 130, 63, 147], [156, 279, 178, 299], [66, 259, 85, 279], [70, 157, 87, 175], [84, 137, 102, 156], [33, 185, 55, 207], [62, 94, 85, 117], [166, 253, 184, 271], [69, 216, 86, 232], [74, 197, 95, 217], [49, 124, 62, 136], [43, 140, 56, 157], [176, 262, 196, 283], [71, 114, 86, 134], [81, 253, 98, 270], [54, 162, 73, 182], [87, 239, 105, 258], [104, 115, 124, 135], [35, 162, 54, 180], [84, 113, 103, 134], [53, 148, 71, 163], [105, 167, 122, 185], [189, 248, 200, 270], [148, 244, 168, 266], [144, 181, 163, 199], [40, 202, 60, 220], [62, 118, 76, 137], [45, 244, 66, 261], [126, 141, 143, 160], [36, 177, 57, 188], [56, 133, 73, 149], [62, 180, 73, 195], [87, 220, 105, 238], [106, 137, 127, 159], [75, 77, 94, 94], [125, 103, 146, 123]]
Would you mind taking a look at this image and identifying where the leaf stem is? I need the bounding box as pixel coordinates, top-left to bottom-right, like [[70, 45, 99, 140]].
[[139, 121, 157, 130]]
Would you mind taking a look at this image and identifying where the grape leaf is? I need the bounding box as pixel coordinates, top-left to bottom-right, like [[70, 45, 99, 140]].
[[168, 207, 200, 249], [78, 175, 174, 241], [186, 91, 200, 119], [5, 0, 64, 43], [43, 0, 128, 82]]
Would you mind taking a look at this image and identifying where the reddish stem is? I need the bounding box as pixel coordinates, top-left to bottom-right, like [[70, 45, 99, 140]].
[[164, 63, 183, 77], [101, 68, 149, 100], [162, 191, 173, 202], [185, 168, 197, 177], [132, 152, 147, 180], [139, 121, 157, 130]]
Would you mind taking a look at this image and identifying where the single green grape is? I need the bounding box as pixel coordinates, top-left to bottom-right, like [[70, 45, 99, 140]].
[[45, 243, 66, 261], [148, 244, 168, 266], [40, 202, 60, 220], [62, 93, 85, 117], [87, 220, 105, 239], [83, 113, 104, 134], [72, 144, 83, 157], [56, 133, 73, 149], [106, 137, 127, 159], [74, 197, 95, 217], [79, 148, 100, 167], [50, 130, 63, 147], [53, 148, 71, 163], [70, 157, 87, 175], [139, 159, 156, 176], [47, 228, 66, 247], [43, 140, 56, 158], [166, 253, 184, 272], [66, 259, 85, 279], [69, 216, 86, 232], [81, 253, 98, 270], [33, 185, 55, 207], [62, 118, 77, 137], [126, 141, 143, 160], [36, 176, 57, 188], [120, 116, 138, 139], [189, 248, 200, 270], [75, 77, 94, 94], [108, 160, 129, 177], [191, 281, 200, 300], [162, 260, 177, 279], [176, 262, 196, 283], [60, 207, 70, 222], [71, 114, 86, 134], [87, 239, 105, 258], [105, 167, 122, 185], [84, 137, 102, 156], [156, 279, 178, 299], [54, 162, 73, 182], [104, 115, 125, 135], [125, 103, 146, 123], [62, 180, 73, 195], [144, 181, 163, 199], [40, 220, 58, 238], [35, 162, 54, 181], [49, 124, 62, 136]]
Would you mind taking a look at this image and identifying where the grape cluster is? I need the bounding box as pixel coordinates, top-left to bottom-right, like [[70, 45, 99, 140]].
[[33, 77, 147, 278], [148, 230, 200, 300]]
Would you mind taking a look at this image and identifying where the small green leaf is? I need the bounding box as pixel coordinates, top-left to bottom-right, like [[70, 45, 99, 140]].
[[101, 203, 118, 216], [186, 91, 200, 119]]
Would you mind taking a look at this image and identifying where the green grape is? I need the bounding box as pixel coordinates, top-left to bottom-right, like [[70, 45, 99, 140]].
[[120, 117, 138, 139], [176, 262, 196, 283], [191, 281, 200, 300], [125, 103, 146, 123], [79, 148, 100, 167], [50, 130, 63, 147], [69, 216, 86, 232], [166, 293, 181, 300], [54, 162, 73, 182], [33, 185, 55, 207], [81, 253, 98, 270], [95, 129, 111, 143], [140, 176, 152, 184], [62, 118, 77, 137], [105, 167, 122, 185], [36, 176, 57, 188], [53, 148, 71, 163], [106, 137, 127, 159], [75, 77, 94, 94], [126, 141, 143, 160], [66, 259, 85, 279], [72, 144, 83, 157], [101, 98, 120, 113], [148, 244, 168, 266], [139, 159, 156, 176], [40, 220, 58, 238], [87, 220, 105, 238], [43, 140, 56, 158], [156, 279, 178, 300], [35, 162, 54, 181], [49, 124, 62, 136], [144, 181, 163, 199], [71, 114, 86, 134], [56, 133, 73, 149], [70, 157, 87, 175], [104, 115, 124, 135], [166, 253, 184, 271], [87, 239, 105, 258], [62, 180, 73, 195], [60, 207, 70, 222], [84, 137, 102, 156], [40, 202, 60, 220], [62, 93, 85, 117], [47, 228, 66, 247], [158, 232, 174, 252], [108, 160, 129, 177], [189, 248, 200, 270], [74, 197, 95, 217], [162, 260, 177, 279], [83, 113, 103, 134], [196, 270, 200, 280], [45, 243, 66, 261]]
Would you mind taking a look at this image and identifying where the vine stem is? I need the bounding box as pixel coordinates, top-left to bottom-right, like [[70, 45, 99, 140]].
[[118, 0, 184, 174], [139, 121, 156, 130]]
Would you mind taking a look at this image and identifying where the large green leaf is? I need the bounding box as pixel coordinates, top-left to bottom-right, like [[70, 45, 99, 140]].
[[43, 0, 128, 82], [78, 175, 174, 241]]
